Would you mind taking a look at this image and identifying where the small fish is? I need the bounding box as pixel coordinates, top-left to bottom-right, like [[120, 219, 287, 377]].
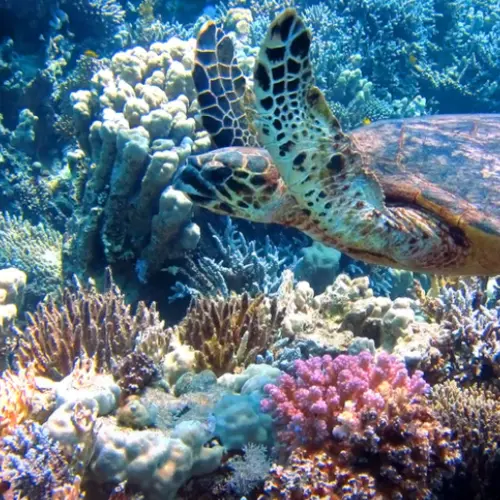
[[362, 117, 372, 126], [409, 53, 424, 73], [83, 49, 99, 59]]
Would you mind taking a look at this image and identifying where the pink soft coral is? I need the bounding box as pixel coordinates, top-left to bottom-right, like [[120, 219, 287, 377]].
[[261, 353, 459, 499], [261, 351, 429, 447]]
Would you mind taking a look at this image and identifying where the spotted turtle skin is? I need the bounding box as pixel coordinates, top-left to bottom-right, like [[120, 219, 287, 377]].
[[175, 10, 500, 276]]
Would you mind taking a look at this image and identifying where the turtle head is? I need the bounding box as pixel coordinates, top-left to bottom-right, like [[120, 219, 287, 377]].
[[174, 147, 286, 223]]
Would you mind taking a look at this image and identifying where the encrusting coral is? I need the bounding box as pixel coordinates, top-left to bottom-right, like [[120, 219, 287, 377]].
[[15, 272, 170, 380], [261, 352, 460, 499], [176, 292, 284, 376]]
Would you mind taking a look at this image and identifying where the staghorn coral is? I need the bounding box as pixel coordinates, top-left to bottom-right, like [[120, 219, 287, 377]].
[[15, 272, 169, 380], [432, 381, 500, 498], [176, 292, 284, 376], [0, 212, 63, 303], [0, 422, 81, 500], [0, 368, 36, 438], [261, 352, 459, 499]]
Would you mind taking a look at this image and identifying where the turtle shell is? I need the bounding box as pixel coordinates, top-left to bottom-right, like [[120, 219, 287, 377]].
[[351, 114, 500, 237]]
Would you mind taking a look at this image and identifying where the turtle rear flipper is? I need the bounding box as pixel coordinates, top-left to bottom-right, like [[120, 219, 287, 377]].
[[193, 21, 259, 148], [253, 9, 385, 210]]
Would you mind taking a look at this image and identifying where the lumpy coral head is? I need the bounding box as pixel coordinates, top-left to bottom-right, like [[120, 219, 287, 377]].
[[261, 352, 429, 447]]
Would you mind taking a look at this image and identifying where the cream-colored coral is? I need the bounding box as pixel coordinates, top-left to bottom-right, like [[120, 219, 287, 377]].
[[69, 34, 209, 278], [89, 418, 223, 499], [44, 398, 99, 469], [55, 358, 121, 416]]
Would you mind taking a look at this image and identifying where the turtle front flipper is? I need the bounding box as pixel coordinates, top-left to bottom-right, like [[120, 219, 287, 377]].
[[252, 9, 385, 211], [193, 21, 259, 148], [174, 147, 299, 224]]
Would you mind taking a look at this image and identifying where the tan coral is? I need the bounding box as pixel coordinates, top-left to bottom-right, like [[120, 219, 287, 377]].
[[176, 292, 283, 376], [16, 273, 168, 380]]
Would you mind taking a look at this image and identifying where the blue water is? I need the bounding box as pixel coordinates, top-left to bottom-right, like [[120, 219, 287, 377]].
[[0, 0, 499, 498]]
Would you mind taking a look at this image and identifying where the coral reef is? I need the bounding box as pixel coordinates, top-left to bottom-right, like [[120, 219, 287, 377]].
[[66, 35, 211, 285], [261, 352, 459, 498], [89, 418, 223, 500], [226, 443, 271, 496], [170, 218, 302, 300], [0, 368, 36, 438], [416, 279, 500, 386], [0, 267, 26, 369], [235, 0, 499, 130], [214, 392, 273, 450], [0, 422, 81, 500], [0, 212, 63, 304], [15, 273, 169, 379], [271, 271, 441, 369], [432, 381, 500, 498], [176, 292, 284, 376], [114, 351, 159, 396]]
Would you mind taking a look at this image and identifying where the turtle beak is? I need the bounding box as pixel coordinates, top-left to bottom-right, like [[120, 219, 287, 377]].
[[173, 155, 219, 205]]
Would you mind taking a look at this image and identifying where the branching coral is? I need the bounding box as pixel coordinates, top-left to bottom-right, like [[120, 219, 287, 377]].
[[170, 218, 302, 300], [176, 292, 284, 376], [262, 352, 459, 499], [0, 422, 81, 500], [432, 381, 500, 498], [16, 272, 170, 380], [417, 279, 500, 386]]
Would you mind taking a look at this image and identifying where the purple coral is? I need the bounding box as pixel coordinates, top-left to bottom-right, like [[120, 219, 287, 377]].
[[261, 352, 429, 447]]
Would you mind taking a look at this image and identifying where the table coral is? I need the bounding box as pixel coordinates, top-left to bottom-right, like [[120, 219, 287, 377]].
[[261, 352, 459, 498]]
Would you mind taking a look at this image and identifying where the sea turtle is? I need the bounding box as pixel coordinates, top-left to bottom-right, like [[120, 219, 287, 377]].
[[175, 9, 500, 276]]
